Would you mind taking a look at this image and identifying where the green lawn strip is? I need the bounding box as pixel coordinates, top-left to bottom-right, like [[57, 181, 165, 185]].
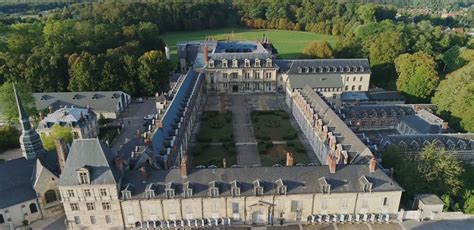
[[251, 110, 297, 141], [191, 143, 237, 167], [258, 141, 310, 167], [197, 111, 233, 143], [162, 27, 339, 61]]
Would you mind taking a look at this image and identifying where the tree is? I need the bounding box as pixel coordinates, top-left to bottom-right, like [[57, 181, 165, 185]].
[[0, 125, 20, 152], [357, 4, 377, 24], [138, 50, 171, 96], [301, 41, 333, 59], [395, 52, 439, 102], [40, 124, 73, 151], [68, 52, 102, 91], [432, 62, 474, 132], [0, 82, 36, 123]]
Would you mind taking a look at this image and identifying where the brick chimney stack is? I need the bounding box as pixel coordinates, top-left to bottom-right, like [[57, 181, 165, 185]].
[[369, 157, 377, 173], [442, 122, 449, 132], [223, 158, 227, 168], [54, 138, 68, 174], [326, 155, 336, 173], [204, 44, 209, 64], [286, 152, 294, 167], [181, 155, 188, 178]]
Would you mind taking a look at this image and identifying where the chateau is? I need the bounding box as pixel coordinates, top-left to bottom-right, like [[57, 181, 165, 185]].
[[55, 39, 404, 229]]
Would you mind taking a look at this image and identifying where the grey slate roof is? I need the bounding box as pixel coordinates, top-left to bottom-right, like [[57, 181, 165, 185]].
[[281, 59, 371, 75], [0, 158, 37, 208], [416, 194, 444, 205], [365, 91, 405, 102], [381, 133, 474, 151], [33, 91, 128, 114], [300, 86, 373, 164], [58, 139, 119, 186], [341, 104, 415, 119], [288, 74, 343, 89], [400, 114, 442, 134], [121, 165, 403, 200]]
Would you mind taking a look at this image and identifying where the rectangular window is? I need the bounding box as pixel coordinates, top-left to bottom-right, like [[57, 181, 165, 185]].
[[99, 189, 107, 196], [74, 216, 81, 225], [341, 199, 348, 209], [79, 172, 88, 184], [70, 203, 79, 211], [231, 73, 238, 79], [90, 216, 96, 224], [83, 189, 91, 197], [222, 73, 228, 79], [321, 200, 328, 210], [86, 202, 95, 211], [232, 203, 239, 214], [67, 190, 75, 197], [362, 199, 368, 208], [105, 215, 112, 224], [291, 200, 302, 212], [102, 202, 111, 210], [383, 197, 389, 206]]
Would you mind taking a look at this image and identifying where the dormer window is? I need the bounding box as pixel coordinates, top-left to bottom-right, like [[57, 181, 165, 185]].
[[232, 59, 238, 68], [339, 66, 343, 72], [165, 182, 175, 199], [325, 67, 330, 72], [208, 59, 214, 68], [305, 67, 310, 73], [244, 59, 250, 67], [298, 67, 302, 73], [266, 58, 272, 67], [318, 177, 331, 194], [222, 59, 228, 68], [311, 67, 316, 73], [183, 181, 193, 198], [360, 66, 364, 72], [359, 176, 373, 193], [353, 66, 358, 72], [208, 181, 219, 197], [253, 180, 264, 196], [345, 66, 350, 72], [230, 180, 240, 197], [145, 183, 157, 199], [255, 59, 261, 67], [275, 179, 287, 195], [318, 67, 323, 73], [332, 66, 337, 72], [121, 183, 134, 200], [76, 168, 90, 184]]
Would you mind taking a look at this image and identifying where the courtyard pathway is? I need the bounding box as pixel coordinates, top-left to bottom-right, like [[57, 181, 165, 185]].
[[230, 95, 261, 166]]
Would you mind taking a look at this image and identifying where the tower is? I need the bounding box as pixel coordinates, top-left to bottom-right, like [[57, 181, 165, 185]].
[[13, 84, 44, 160]]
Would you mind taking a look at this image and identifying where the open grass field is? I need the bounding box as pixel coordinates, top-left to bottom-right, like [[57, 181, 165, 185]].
[[162, 27, 339, 60]]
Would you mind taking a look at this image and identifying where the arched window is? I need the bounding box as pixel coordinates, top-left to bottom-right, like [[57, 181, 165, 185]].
[[45, 190, 58, 204], [345, 85, 349, 91], [358, 85, 362, 91], [351, 85, 355, 91], [0, 214, 4, 224], [29, 203, 38, 213], [382, 197, 389, 206]]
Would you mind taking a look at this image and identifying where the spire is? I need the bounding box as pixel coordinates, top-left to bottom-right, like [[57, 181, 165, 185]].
[[13, 83, 44, 160], [13, 83, 32, 131]]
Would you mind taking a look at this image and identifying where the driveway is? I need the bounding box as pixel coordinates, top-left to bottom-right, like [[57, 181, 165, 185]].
[[230, 95, 261, 167], [111, 98, 156, 155]]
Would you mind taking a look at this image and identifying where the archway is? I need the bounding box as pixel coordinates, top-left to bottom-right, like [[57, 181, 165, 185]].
[[232, 85, 238, 93], [45, 190, 58, 204], [252, 211, 264, 224]]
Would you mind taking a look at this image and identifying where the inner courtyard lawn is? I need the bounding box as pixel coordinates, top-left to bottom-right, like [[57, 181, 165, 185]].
[[162, 27, 338, 60], [197, 111, 233, 143], [251, 110, 298, 141], [258, 142, 310, 167], [191, 143, 237, 167]]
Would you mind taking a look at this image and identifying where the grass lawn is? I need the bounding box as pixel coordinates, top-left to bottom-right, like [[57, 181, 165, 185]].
[[258, 142, 310, 167], [191, 143, 237, 167], [197, 111, 233, 143], [251, 110, 297, 141], [162, 27, 339, 60]]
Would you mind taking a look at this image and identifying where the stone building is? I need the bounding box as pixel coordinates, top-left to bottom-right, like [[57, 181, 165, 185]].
[[397, 109, 448, 135], [34, 91, 131, 119], [340, 105, 415, 131], [0, 86, 63, 230], [37, 106, 98, 139]]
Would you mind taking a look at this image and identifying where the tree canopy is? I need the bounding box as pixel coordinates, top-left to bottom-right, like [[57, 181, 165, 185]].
[[301, 41, 333, 59], [395, 52, 440, 102], [0, 81, 36, 123]]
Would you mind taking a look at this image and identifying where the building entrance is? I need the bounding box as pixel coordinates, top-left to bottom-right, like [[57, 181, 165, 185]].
[[232, 85, 238, 92]]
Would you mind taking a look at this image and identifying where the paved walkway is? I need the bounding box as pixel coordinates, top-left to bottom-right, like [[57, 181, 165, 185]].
[[230, 95, 261, 166], [111, 99, 156, 155]]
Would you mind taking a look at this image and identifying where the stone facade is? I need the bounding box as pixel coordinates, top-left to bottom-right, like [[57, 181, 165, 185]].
[[37, 107, 99, 139]]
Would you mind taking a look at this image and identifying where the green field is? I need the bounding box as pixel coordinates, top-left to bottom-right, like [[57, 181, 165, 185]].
[[162, 27, 338, 59]]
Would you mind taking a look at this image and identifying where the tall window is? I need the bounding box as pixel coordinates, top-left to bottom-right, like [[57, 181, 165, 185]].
[[362, 199, 368, 208], [321, 200, 328, 210], [79, 171, 89, 184], [358, 85, 362, 91], [360, 76, 363, 81], [105, 215, 112, 224], [86, 202, 95, 211], [84, 189, 92, 197], [383, 197, 389, 206], [29, 203, 38, 213], [74, 216, 81, 224], [102, 202, 111, 210], [255, 72, 260, 80], [341, 199, 348, 209], [351, 85, 355, 91], [0, 214, 4, 224], [99, 189, 107, 196], [232, 203, 239, 214], [70, 203, 79, 211], [67, 189, 75, 197], [222, 73, 228, 80], [90, 216, 97, 224], [45, 190, 58, 204]]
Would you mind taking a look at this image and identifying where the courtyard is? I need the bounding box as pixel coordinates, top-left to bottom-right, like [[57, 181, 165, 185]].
[[191, 93, 316, 167]]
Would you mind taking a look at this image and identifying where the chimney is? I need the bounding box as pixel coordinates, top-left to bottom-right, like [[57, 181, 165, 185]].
[[326, 155, 336, 173], [415, 105, 421, 113], [442, 122, 449, 131], [115, 154, 124, 172], [54, 138, 68, 174], [223, 158, 227, 168], [204, 44, 209, 64], [48, 105, 54, 114], [286, 152, 294, 167], [180, 155, 188, 178], [369, 157, 377, 173]]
